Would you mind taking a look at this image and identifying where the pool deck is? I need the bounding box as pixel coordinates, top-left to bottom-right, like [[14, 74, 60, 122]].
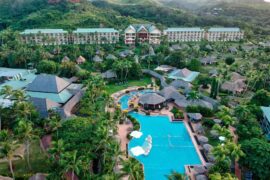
[[114, 88, 208, 179]]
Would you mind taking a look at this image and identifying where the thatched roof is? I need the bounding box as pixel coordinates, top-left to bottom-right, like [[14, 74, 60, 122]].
[[102, 70, 117, 79], [93, 55, 103, 62], [203, 144, 213, 153], [76, 56, 86, 64], [139, 93, 166, 105], [170, 80, 191, 90], [198, 135, 209, 144], [187, 113, 202, 121], [106, 54, 117, 60], [62, 56, 70, 62], [158, 86, 185, 100]]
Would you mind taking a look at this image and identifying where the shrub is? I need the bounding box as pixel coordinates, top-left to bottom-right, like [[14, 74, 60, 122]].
[[171, 107, 184, 119], [127, 115, 140, 131], [186, 106, 214, 117], [202, 118, 215, 128]]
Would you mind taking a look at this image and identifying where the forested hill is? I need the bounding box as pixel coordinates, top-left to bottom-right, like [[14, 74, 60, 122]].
[[0, 0, 145, 31]]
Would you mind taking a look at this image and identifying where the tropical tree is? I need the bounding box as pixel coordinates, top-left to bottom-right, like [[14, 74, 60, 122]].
[[209, 173, 237, 180], [60, 151, 82, 180], [166, 171, 185, 180], [15, 119, 36, 170], [0, 136, 21, 179], [187, 91, 200, 102], [0, 85, 13, 98], [120, 157, 144, 180]]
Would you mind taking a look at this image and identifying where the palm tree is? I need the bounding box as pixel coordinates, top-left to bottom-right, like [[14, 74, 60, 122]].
[[15, 119, 36, 170], [0, 85, 13, 98], [0, 138, 21, 179], [226, 141, 245, 161], [48, 139, 65, 161], [14, 102, 34, 120], [187, 91, 200, 102], [60, 151, 82, 180], [120, 157, 143, 180], [166, 171, 186, 180]]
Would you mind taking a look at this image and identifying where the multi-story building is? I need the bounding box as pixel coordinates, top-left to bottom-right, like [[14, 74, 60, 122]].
[[206, 28, 244, 42], [20, 29, 69, 45], [124, 24, 161, 45], [164, 28, 205, 42], [72, 28, 119, 45]]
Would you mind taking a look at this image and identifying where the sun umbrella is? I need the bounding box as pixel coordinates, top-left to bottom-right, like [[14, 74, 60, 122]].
[[130, 146, 145, 156], [219, 136, 226, 141], [203, 144, 213, 153], [130, 131, 143, 138], [195, 174, 208, 180], [194, 165, 207, 175], [198, 136, 209, 144]]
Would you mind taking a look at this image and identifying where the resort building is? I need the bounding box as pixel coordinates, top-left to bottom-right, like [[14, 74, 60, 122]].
[[164, 28, 205, 42], [72, 28, 119, 45], [168, 68, 200, 82], [20, 29, 69, 45], [206, 28, 244, 42], [124, 24, 161, 45], [139, 93, 166, 110], [26, 74, 83, 118], [0, 68, 83, 118], [260, 106, 270, 140]]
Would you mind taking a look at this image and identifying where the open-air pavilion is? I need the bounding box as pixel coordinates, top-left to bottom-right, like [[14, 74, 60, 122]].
[[139, 93, 166, 110]]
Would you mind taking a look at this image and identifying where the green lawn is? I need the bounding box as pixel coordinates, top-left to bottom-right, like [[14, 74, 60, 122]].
[[0, 140, 50, 179], [105, 77, 152, 95]]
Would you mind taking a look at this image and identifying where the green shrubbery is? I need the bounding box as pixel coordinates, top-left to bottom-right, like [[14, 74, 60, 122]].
[[171, 107, 184, 119], [186, 106, 214, 117]]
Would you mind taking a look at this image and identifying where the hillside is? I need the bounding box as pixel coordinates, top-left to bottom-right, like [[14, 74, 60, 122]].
[[0, 0, 146, 31]]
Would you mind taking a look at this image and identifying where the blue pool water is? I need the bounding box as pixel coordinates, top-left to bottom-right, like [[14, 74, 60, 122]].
[[128, 112, 201, 180], [118, 90, 153, 110]]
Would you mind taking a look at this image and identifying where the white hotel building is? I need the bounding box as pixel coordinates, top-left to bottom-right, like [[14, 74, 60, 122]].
[[20, 29, 69, 45], [207, 27, 244, 42], [72, 28, 119, 45], [164, 28, 205, 42]]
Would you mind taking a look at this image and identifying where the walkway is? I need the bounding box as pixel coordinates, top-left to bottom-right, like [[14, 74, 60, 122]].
[[142, 69, 168, 87], [117, 123, 133, 154]]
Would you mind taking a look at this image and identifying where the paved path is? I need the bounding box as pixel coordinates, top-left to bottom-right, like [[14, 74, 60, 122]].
[[117, 123, 133, 153], [142, 69, 168, 87]]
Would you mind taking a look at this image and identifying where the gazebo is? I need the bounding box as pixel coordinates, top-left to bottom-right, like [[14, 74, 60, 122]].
[[139, 93, 166, 110]]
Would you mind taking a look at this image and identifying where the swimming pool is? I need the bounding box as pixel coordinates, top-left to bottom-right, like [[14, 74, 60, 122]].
[[128, 112, 201, 180], [118, 89, 153, 110]]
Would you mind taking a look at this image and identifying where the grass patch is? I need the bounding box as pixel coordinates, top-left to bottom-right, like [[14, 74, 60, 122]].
[[0, 140, 50, 179], [105, 77, 152, 95]]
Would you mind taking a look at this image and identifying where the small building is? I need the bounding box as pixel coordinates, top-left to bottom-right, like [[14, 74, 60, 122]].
[[119, 50, 134, 58], [106, 54, 118, 61], [164, 28, 205, 42], [170, 80, 192, 90], [187, 113, 203, 122], [228, 47, 238, 53], [221, 72, 246, 94], [168, 68, 200, 82], [20, 29, 69, 45], [93, 55, 103, 63], [200, 56, 217, 65], [139, 93, 166, 110], [206, 27, 244, 42], [209, 69, 218, 77], [154, 65, 175, 73], [260, 106, 270, 140], [76, 56, 86, 64], [61, 56, 70, 63], [124, 24, 161, 45], [102, 70, 117, 79], [72, 28, 119, 45]]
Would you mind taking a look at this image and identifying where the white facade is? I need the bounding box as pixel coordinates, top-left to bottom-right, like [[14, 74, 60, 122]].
[[72, 28, 119, 45], [164, 28, 205, 42], [124, 24, 161, 45], [20, 29, 69, 45], [207, 28, 244, 42]]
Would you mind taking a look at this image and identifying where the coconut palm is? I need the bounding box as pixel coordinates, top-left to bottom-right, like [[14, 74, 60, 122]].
[[60, 150, 82, 180], [0, 138, 21, 179], [0, 85, 13, 98], [14, 101, 34, 120], [166, 171, 186, 180], [15, 119, 36, 170], [187, 91, 200, 102], [226, 141, 245, 161], [48, 139, 66, 162], [120, 157, 143, 180]]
